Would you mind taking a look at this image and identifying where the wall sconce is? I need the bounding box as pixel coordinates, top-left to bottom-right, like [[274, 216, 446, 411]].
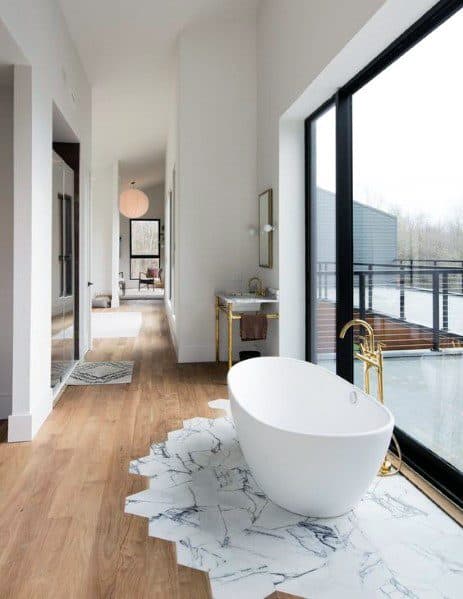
[[249, 224, 277, 236], [262, 223, 277, 233]]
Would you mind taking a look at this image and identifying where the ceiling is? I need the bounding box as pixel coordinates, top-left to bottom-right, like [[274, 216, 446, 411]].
[[58, 0, 258, 189]]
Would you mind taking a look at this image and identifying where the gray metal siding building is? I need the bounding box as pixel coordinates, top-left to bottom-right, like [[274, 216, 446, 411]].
[[315, 188, 397, 266]]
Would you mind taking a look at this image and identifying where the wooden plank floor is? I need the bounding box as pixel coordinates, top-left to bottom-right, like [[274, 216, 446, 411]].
[[0, 301, 235, 599]]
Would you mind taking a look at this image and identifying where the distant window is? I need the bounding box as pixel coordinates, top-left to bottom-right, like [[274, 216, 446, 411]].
[[130, 219, 160, 279]]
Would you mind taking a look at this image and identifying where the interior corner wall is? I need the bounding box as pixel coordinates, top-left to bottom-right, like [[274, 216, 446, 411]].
[[0, 79, 14, 419], [119, 182, 165, 289], [2, 0, 92, 441], [175, 15, 257, 363]]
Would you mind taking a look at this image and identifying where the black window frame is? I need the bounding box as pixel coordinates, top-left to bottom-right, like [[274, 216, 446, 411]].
[[58, 192, 74, 298], [305, 0, 463, 508], [129, 218, 161, 280]]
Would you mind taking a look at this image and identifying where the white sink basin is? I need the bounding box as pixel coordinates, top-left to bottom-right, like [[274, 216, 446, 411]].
[[218, 292, 278, 313]]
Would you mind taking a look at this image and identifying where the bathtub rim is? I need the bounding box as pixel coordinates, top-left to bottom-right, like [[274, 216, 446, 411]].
[[227, 356, 394, 439]]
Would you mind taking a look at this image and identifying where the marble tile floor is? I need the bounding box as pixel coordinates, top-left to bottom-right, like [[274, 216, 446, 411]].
[[125, 400, 462, 599]]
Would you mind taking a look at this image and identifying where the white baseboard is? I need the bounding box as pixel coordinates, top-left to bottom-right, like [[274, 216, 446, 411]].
[[178, 345, 214, 363], [8, 412, 33, 442]]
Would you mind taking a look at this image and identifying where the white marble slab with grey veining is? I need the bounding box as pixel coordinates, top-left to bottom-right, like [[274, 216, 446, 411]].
[[125, 400, 463, 599]]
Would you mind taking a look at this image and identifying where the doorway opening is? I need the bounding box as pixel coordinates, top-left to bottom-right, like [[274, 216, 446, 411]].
[[118, 182, 165, 301]]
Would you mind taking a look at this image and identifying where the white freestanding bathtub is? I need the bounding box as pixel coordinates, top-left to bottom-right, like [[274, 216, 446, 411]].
[[228, 357, 394, 517]]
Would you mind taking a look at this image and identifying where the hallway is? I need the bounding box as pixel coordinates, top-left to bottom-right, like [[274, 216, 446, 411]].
[[0, 302, 227, 598]]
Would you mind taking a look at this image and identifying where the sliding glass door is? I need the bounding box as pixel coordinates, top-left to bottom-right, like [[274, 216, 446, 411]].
[[352, 7, 463, 475], [306, 0, 463, 506]]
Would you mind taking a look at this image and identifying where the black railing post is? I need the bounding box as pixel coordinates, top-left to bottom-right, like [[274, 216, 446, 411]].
[[432, 272, 440, 351], [399, 270, 405, 320], [410, 259, 414, 287], [443, 272, 449, 331], [368, 264, 373, 312], [359, 273, 366, 320], [318, 262, 322, 299], [461, 261, 463, 295]]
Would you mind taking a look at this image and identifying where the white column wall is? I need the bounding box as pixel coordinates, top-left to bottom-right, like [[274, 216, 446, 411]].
[[0, 1, 92, 441], [0, 77, 14, 419], [175, 15, 258, 362]]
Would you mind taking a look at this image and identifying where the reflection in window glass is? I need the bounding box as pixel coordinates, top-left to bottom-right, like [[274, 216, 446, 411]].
[[310, 106, 336, 372]]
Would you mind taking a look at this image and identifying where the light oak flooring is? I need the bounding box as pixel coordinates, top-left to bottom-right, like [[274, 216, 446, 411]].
[[0, 302, 231, 598], [0, 302, 459, 599]]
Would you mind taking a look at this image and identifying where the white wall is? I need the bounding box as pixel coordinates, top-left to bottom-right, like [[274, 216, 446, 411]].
[[111, 163, 120, 308], [257, 0, 439, 360], [172, 14, 258, 363], [91, 162, 119, 301], [119, 182, 165, 289], [0, 1, 92, 441], [0, 75, 13, 419], [164, 49, 179, 350]]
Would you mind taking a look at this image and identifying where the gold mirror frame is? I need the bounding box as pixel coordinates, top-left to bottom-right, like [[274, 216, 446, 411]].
[[258, 188, 273, 268]]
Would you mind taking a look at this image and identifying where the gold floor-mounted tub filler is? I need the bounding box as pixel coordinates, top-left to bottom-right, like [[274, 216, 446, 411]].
[[339, 318, 402, 477]]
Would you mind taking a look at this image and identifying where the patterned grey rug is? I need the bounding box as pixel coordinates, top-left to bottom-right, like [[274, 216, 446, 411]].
[[67, 361, 134, 385]]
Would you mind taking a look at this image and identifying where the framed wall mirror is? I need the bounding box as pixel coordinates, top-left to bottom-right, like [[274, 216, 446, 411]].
[[259, 188, 273, 268]]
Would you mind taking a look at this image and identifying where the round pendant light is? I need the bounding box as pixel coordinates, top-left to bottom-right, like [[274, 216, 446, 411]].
[[119, 181, 149, 218]]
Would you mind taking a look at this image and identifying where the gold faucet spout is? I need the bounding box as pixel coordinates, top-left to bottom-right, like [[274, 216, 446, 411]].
[[248, 276, 264, 296], [339, 317, 400, 477], [339, 318, 375, 351]]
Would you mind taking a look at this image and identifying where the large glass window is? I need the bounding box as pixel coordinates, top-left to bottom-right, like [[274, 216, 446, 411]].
[[129, 219, 160, 279], [352, 7, 463, 472], [305, 2, 463, 503]]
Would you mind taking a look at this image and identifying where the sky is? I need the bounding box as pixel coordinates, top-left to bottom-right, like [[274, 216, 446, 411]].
[[315, 7, 463, 225]]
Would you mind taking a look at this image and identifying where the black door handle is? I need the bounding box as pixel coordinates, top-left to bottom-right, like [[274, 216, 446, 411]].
[[88, 281, 93, 286]]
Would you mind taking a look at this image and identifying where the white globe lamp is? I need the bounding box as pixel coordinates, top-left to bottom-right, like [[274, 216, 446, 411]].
[[119, 181, 149, 218]]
